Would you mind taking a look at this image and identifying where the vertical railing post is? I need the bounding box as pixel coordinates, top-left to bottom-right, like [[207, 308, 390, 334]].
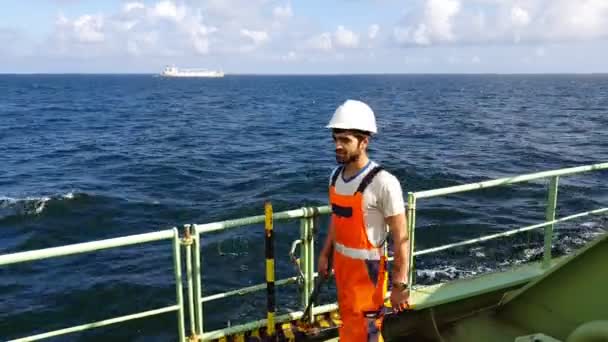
[[544, 176, 559, 268], [172, 228, 187, 342], [183, 225, 197, 339], [305, 207, 316, 324], [300, 208, 311, 310], [193, 226, 204, 337], [264, 201, 276, 339], [407, 193, 417, 287]]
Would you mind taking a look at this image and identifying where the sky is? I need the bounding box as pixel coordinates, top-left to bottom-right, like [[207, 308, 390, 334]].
[[1, 0, 607, 74]]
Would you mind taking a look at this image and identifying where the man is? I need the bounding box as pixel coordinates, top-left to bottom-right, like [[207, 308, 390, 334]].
[[317, 99, 410, 341]]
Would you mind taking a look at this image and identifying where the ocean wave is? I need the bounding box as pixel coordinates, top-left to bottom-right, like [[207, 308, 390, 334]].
[[0, 192, 80, 219], [414, 218, 607, 285]]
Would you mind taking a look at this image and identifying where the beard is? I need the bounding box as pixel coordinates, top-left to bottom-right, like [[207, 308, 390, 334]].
[[336, 150, 361, 164]]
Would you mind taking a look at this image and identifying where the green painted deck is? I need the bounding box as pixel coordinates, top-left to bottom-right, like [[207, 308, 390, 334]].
[[406, 259, 559, 311], [382, 231, 608, 342], [381, 258, 561, 341]]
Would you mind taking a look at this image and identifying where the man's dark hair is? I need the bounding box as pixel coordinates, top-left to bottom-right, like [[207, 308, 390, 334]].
[[332, 128, 371, 143]]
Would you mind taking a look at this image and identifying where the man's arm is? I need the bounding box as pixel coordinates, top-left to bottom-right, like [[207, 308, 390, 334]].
[[321, 217, 335, 257], [322, 169, 337, 258], [318, 216, 335, 278], [386, 211, 409, 286]]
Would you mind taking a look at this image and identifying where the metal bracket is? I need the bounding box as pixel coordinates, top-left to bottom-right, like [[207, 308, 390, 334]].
[[181, 225, 194, 246], [187, 334, 201, 342], [289, 239, 305, 286]]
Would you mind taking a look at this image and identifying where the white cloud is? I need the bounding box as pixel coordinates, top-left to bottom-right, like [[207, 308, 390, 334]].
[[123, 2, 145, 12], [538, 0, 608, 41], [368, 24, 380, 40], [57, 14, 105, 43], [510, 6, 530, 27], [393, 27, 410, 45], [304, 26, 361, 52], [115, 20, 137, 32], [334, 25, 359, 48], [426, 0, 461, 40], [394, 0, 608, 46], [151, 1, 186, 21], [273, 4, 293, 19], [126, 31, 161, 56], [16, 0, 608, 73], [307, 32, 332, 51], [282, 50, 297, 61], [56, 13, 69, 26], [189, 26, 213, 54], [50, 1, 218, 57], [202, 0, 274, 29], [47, 0, 316, 61], [394, 0, 461, 45], [240, 29, 269, 45]]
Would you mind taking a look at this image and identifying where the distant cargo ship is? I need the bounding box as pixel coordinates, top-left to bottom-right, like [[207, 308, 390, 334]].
[[160, 65, 224, 78]]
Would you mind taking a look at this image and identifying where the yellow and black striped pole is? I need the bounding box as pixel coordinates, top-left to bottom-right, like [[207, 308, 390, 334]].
[[264, 201, 276, 339]]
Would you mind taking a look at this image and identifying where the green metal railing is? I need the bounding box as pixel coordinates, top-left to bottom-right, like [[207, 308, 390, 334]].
[[409, 162, 608, 276], [0, 229, 187, 342], [0, 162, 606, 341]]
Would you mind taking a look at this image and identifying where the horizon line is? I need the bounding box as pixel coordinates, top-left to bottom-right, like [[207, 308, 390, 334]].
[[2, 71, 608, 76]]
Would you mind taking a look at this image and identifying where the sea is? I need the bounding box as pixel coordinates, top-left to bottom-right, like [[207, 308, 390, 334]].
[[1, 74, 607, 341]]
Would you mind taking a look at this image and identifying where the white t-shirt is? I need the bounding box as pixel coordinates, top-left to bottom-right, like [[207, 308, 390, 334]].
[[329, 160, 406, 247]]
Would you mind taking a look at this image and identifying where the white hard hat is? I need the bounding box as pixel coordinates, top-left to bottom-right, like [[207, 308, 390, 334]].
[[326, 99, 377, 134]]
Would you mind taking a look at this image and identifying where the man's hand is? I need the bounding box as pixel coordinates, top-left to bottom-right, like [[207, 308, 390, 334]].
[[390, 287, 410, 312], [317, 251, 331, 279]]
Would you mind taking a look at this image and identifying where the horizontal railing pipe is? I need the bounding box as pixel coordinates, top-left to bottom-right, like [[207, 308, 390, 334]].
[[376, 207, 608, 259], [193, 207, 331, 235], [0, 230, 175, 266], [201, 277, 298, 303], [7, 305, 179, 342], [416, 162, 608, 199]]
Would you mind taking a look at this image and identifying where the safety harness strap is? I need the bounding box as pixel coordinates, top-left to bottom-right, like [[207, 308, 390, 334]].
[[330, 166, 343, 187], [356, 166, 384, 194]]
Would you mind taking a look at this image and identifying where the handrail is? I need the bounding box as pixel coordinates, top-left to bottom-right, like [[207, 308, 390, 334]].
[[192, 207, 331, 234], [0, 229, 187, 342], [0, 230, 174, 266], [415, 162, 608, 199], [412, 208, 608, 257], [7, 306, 180, 342], [1, 162, 606, 341]]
